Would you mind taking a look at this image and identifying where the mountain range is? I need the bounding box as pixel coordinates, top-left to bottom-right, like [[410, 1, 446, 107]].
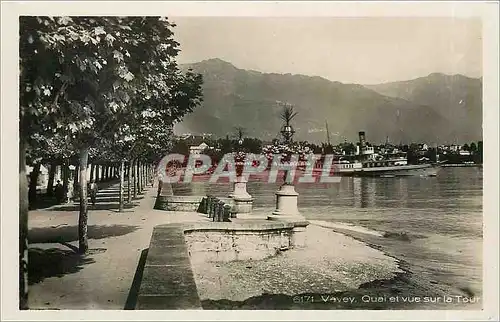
[[176, 58, 482, 145]]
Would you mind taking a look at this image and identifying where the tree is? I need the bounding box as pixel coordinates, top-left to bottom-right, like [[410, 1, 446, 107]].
[[234, 126, 245, 142], [279, 103, 298, 127], [20, 16, 203, 307], [343, 142, 356, 155], [26, 131, 75, 205], [476, 141, 483, 164], [27, 17, 201, 253], [242, 137, 262, 154], [278, 103, 298, 152], [470, 142, 477, 153], [20, 17, 71, 308]]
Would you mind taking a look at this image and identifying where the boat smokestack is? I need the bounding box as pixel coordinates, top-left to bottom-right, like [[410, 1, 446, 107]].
[[359, 131, 366, 148]]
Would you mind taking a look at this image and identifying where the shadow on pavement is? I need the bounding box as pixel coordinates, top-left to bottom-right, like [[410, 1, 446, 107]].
[[49, 203, 138, 211], [28, 180, 123, 210], [28, 248, 96, 285], [29, 224, 140, 244], [124, 248, 149, 310]]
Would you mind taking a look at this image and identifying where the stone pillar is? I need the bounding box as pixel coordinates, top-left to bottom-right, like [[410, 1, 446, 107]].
[[229, 175, 254, 217], [270, 183, 300, 217], [268, 182, 309, 248]]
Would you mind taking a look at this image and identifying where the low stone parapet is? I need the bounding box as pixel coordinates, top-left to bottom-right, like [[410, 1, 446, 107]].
[[154, 195, 204, 212], [184, 221, 295, 263]]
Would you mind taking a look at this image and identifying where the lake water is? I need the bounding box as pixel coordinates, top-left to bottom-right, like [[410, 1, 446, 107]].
[[172, 167, 483, 307]]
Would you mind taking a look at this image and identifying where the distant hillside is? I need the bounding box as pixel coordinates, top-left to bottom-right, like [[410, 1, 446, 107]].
[[365, 73, 482, 143], [177, 59, 482, 144]]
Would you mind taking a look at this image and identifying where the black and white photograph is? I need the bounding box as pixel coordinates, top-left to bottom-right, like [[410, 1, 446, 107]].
[[1, 1, 499, 321]]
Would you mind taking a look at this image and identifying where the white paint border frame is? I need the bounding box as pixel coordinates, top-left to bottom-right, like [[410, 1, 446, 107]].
[[1, 1, 498, 321]]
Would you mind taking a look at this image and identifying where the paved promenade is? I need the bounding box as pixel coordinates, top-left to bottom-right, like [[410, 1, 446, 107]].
[[28, 181, 202, 309]]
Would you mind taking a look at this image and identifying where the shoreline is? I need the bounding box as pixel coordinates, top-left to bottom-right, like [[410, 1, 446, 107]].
[[198, 222, 482, 310]]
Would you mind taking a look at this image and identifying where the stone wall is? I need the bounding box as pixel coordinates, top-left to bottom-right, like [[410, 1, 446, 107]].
[[184, 222, 294, 264], [154, 195, 204, 211], [154, 194, 234, 213]]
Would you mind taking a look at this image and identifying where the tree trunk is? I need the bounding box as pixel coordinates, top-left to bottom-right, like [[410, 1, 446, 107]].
[[100, 164, 105, 181], [28, 163, 41, 209], [127, 162, 132, 203], [143, 164, 146, 188], [150, 164, 153, 186], [96, 164, 100, 181], [95, 164, 100, 182], [74, 164, 79, 186], [78, 147, 90, 254], [62, 161, 69, 198], [132, 159, 137, 199], [89, 163, 95, 182], [139, 162, 144, 192], [141, 164, 144, 188], [19, 137, 29, 309], [138, 162, 142, 191], [119, 160, 125, 212], [46, 160, 57, 196], [137, 160, 142, 193]]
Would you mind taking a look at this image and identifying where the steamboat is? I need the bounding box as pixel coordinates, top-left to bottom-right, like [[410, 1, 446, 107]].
[[331, 131, 440, 177]]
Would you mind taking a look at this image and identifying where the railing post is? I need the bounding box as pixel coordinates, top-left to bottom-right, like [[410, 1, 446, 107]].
[[217, 200, 225, 222], [212, 198, 219, 222], [208, 196, 214, 218], [223, 204, 231, 222], [206, 195, 213, 216], [199, 196, 208, 214]]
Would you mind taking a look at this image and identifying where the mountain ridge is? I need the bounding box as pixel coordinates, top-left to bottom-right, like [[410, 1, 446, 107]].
[[178, 59, 482, 144]]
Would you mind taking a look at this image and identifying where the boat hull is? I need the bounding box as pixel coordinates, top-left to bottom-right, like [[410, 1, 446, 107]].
[[334, 164, 440, 177]]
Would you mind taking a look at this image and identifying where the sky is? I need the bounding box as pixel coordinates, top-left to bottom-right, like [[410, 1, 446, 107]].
[[170, 17, 482, 84]]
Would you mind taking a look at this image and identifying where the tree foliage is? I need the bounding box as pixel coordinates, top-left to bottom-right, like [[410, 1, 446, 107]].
[[21, 16, 202, 150]]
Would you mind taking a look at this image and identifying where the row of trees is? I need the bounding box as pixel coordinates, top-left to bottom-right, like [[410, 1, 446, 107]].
[[20, 17, 203, 308]]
